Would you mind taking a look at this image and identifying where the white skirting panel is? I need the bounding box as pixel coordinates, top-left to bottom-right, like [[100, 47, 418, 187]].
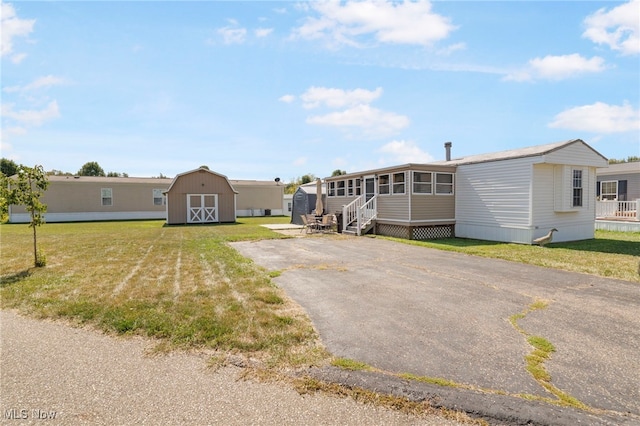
[[456, 221, 596, 244], [595, 220, 640, 232], [9, 211, 166, 223]]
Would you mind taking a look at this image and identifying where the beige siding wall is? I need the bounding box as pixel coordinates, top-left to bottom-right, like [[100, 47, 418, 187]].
[[377, 193, 410, 221], [234, 185, 284, 210], [11, 178, 170, 215], [166, 170, 236, 224], [410, 194, 455, 222], [326, 195, 357, 214]]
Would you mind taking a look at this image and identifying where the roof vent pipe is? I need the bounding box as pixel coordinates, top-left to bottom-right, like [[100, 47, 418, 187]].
[[444, 142, 452, 161]]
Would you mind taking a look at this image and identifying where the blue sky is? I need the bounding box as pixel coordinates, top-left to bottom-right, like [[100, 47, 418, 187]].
[[2, 1, 639, 181]]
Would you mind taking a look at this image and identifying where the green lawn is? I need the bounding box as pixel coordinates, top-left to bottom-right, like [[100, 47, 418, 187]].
[[1, 217, 328, 367], [384, 229, 640, 283]]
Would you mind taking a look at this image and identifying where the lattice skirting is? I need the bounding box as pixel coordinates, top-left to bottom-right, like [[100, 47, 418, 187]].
[[375, 223, 454, 240]]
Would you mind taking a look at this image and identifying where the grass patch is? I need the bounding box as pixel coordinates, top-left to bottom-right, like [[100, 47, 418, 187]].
[[293, 376, 488, 425], [0, 218, 329, 368], [509, 299, 592, 411], [398, 372, 461, 388], [331, 357, 374, 371], [384, 230, 640, 283]]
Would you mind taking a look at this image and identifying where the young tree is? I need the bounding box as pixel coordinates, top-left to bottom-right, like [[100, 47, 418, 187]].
[[10, 165, 50, 267], [0, 172, 10, 222]]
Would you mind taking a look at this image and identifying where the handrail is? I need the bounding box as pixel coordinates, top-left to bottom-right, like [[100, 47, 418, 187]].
[[342, 195, 378, 235]]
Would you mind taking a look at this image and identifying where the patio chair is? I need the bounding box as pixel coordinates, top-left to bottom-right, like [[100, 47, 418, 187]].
[[301, 214, 318, 233], [320, 214, 334, 232]]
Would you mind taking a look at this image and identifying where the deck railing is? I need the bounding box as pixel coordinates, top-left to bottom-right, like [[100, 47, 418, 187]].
[[596, 199, 640, 221], [342, 195, 378, 235]]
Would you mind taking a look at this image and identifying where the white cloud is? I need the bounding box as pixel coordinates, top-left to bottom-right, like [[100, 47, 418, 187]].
[[4, 75, 65, 93], [437, 42, 466, 56], [377, 140, 434, 164], [504, 54, 606, 82], [292, 0, 456, 48], [10, 52, 26, 64], [306, 104, 409, 137], [1, 101, 61, 127], [1, 2, 35, 57], [217, 26, 247, 44], [279, 94, 296, 103], [583, 0, 640, 55], [301, 87, 383, 109], [255, 28, 273, 38], [549, 102, 640, 133]]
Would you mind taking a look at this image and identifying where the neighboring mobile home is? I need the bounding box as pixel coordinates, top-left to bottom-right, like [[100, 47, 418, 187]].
[[325, 139, 608, 244], [229, 179, 285, 217], [596, 162, 640, 201], [8, 175, 172, 223]]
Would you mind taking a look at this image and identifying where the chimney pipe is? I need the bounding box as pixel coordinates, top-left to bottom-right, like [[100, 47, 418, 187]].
[[444, 141, 452, 161]]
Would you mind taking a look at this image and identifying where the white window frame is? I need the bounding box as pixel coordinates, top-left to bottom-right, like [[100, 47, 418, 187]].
[[392, 172, 406, 195], [412, 171, 433, 194], [153, 189, 166, 206], [336, 180, 346, 197], [328, 181, 336, 197], [378, 174, 390, 195], [572, 169, 583, 207], [355, 178, 362, 196], [101, 188, 113, 206], [347, 179, 354, 197], [435, 173, 454, 195], [600, 180, 618, 201]]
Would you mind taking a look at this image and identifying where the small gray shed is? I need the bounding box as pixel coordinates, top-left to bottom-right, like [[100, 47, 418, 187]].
[[290, 181, 327, 225]]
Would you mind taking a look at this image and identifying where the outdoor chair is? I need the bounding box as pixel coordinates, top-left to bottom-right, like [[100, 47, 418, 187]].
[[320, 214, 335, 232], [301, 214, 318, 233]]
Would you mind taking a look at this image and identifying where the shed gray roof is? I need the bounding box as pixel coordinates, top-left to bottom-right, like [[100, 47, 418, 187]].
[[431, 139, 607, 166]]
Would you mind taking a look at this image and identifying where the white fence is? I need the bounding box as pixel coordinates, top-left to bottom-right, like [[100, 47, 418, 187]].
[[596, 200, 640, 221]]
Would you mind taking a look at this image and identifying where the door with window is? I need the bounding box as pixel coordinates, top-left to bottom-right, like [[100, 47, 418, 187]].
[[187, 194, 218, 223], [364, 175, 376, 202]]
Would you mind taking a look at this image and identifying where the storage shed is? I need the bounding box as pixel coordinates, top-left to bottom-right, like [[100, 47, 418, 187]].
[[290, 181, 326, 225], [165, 167, 238, 225], [439, 139, 608, 243]]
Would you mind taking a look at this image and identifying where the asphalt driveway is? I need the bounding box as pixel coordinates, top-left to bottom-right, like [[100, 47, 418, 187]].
[[231, 235, 640, 425]]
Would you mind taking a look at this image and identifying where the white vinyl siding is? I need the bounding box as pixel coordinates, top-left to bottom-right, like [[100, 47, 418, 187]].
[[455, 157, 534, 242], [533, 164, 597, 242]]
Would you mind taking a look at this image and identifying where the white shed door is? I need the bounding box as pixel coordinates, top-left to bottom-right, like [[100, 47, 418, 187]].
[[187, 194, 218, 223]]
